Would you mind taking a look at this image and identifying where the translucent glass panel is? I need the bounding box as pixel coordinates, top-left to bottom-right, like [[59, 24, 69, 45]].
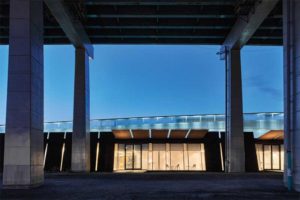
[[255, 144, 284, 171], [272, 145, 280, 169], [200, 143, 206, 170], [123, 144, 143, 170], [39, 113, 284, 135], [184, 144, 189, 170], [134, 145, 142, 169], [117, 144, 125, 170], [142, 144, 148, 170], [256, 144, 264, 171], [188, 144, 199, 170], [125, 145, 133, 169], [166, 143, 171, 170], [113, 144, 118, 171], [187, 144, 206, 170], [114, 143, 206, 171], [170, 144, 184, 170], [153, 144, 166, 170], [264, 145, 272, 169], [280, 144, 284, 170], [148, 143, 153, 170]]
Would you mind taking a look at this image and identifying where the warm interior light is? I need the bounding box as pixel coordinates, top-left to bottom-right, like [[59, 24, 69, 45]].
[[95, 142, 100, 171], [60, 143, 65, 172]]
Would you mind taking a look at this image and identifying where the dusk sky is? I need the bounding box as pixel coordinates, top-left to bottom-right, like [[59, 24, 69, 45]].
[[0, 45, 283, 123]]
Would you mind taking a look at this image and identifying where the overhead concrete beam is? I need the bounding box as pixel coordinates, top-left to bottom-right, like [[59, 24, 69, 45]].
[[223, 0, 279, 50], [87, 14, 236, 19], [84, 0, 237, 6], [44, 0, 94, 58]]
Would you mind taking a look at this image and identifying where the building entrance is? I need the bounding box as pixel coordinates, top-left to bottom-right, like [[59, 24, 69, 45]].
[[114, 143, 206, 171], [125, 144, 142, 170]]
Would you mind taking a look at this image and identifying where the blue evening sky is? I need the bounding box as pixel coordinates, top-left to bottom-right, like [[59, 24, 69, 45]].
[[0, 45, 283, 123]]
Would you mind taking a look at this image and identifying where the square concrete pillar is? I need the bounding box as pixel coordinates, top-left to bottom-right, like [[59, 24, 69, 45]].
[[283, 0, 300, 191], [225, 49, 245, 173], [3, 0, 44, 188], [71, 48, 90, 172]]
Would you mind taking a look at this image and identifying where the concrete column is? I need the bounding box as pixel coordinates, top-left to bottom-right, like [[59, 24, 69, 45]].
[[3, 0, 44, 188], [283, 0, 300, 191], [225, 49, 245, 172], [71, 48, 90, 172]]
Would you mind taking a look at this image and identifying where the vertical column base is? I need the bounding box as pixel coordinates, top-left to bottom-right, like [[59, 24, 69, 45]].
[[71, 137, 90, 172], [3, 165, 44, 189]]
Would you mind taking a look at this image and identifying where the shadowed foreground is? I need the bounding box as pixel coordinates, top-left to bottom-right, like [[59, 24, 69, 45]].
[[0, 172, 298, 200]]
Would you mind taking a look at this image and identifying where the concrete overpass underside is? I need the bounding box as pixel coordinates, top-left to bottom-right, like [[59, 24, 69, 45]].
[[0, 0, 282, 45]]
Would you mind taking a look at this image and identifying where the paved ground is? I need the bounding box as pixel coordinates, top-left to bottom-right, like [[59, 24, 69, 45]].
[[0, 172, 299, 200]]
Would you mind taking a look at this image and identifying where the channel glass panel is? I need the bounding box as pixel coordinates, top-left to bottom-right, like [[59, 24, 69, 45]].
[[0, 112, 284, 138]]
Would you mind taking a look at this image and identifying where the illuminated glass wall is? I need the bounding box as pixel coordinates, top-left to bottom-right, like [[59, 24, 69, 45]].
[[256, 144, 284, 171], [113, 143, 206, 171]]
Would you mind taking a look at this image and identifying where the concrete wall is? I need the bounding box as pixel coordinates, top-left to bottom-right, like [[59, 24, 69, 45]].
[[99, 132, 115, 172], [244, 132, 259, 172], [204, 132, 222, 172]]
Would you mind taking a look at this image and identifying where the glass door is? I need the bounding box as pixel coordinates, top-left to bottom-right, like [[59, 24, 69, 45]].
[[125, 144, 142, 170], [133, 145, 142, 169], [125, 145, 133, 170]]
